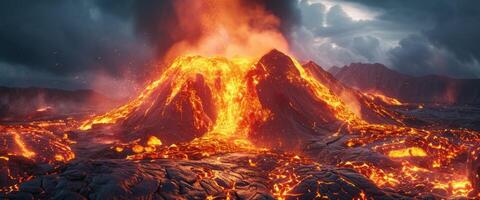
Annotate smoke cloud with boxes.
[1,0,480,97]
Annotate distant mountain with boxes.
[327,66,342,76]
[331,63,480,105]
[0,86,119,120]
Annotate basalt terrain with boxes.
[2,50,480,200]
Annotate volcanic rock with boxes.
[10,153,399,200]
[249,50,406,149]
[120,74,214,144]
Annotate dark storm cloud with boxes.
[291,1,380,68]
[292,0,480,78]
[346,0,480,59]
[256,0,302,34]
[351,36,380,61]
[0,0,152,78]
[388,34,477,78]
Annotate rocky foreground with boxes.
[5,138,398,200]
[3,123,478,200]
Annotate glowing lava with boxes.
[80,56,269,146]
[387,147,427,158]
[363,92,403,106]
[44,51,480,198]
[80,53,361,145]
[0,120,77,193]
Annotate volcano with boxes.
[3,50,480,199]
[80,50,406,150]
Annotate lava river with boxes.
[2,50,480,199]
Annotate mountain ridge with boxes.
[0,86,119,120]
[330,63,480,105]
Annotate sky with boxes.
[1,0,479,98]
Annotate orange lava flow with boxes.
[0,120,77,193]
[290,59,364,125]
[80,55,360,143]
[80,56,270,147]
[387,147,427,158]
[11,132,36,159]
[79,53,480,198]
[0,122,76,163]
[363,92,403,106]
[4,0,478,198]
[342,124,480,197]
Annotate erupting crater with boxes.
[79,50,401,150]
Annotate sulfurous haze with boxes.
[0,0,480,98]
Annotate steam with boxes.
[339,90,363,119]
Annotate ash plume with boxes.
[99,0,301,59]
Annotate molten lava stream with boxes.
[341,124,480,197]
[80,56,273,147]
[76,51,480,199]
[363,92,403,106]
[1,120,77,193]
